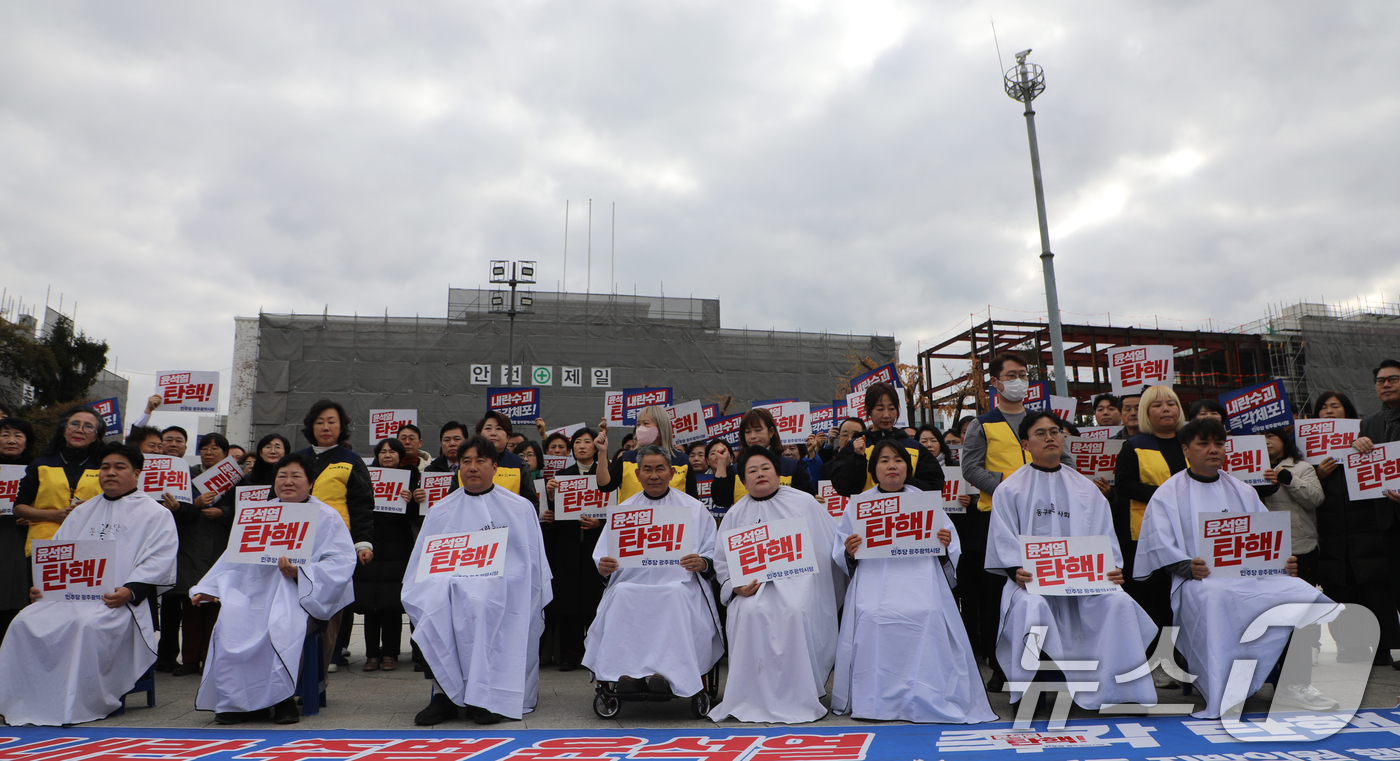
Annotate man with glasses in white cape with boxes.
[985,411,1158,711]
[190,452,356,724]
[0,444,177,727]
[1134,417,1341,717]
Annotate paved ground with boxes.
[65,620,1400,730]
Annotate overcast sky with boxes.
[2,1,1397,410]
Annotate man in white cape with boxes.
[191,452,355,724]
[0,444,177,727]
[404,436,551,725]
[832,440,996,723]
[1134,418,1341,718]
[585,445,723,698]
[710,447,844,724]
[985,411,1157,710]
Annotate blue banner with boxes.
[1221,379,1295,434]
[850,363,901,395]
[702,403,720,421]
[622,388,672,426]
[90,397,122,436]
[707,413,743,447]
[486,387,540,426]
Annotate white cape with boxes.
[985,464,1157,709]
[583,488,723,697]
[402,484,551,720]
[831,486,996,723]
[1134,470,1340,718]
[709,486,844,724]
[0,491,177,726]
[192,498,355,713]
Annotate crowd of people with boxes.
[0,353,1396,728]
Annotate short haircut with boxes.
[1092,393,1121,411]
[865,438,912,478]
[513,439,543,467]
[953,416,975,437]
[988,353,1027,380]
[1177,417,1228,447]
[863,382,900,413]
[373,437,407,464]
[685,440,707,455]
[736,445,781,483]
[1187,399,1226,420]
[198,432,231,454]
[1018,410,1065,441]
[508,431,526,442]
[0,417,36,460]
[1138,385,1184,437]
[438,421,466,441]
[634,444,672,467]
[273,451,312,479]
[1310,390,1358,419]
[101,442,144,471]
[125,425,163,448]
[301,399,351,446]
[914,424,947,452]
[458,435,500,464]
[161,426,188,440]
[397,423,422,438]
[1264,426,1303,462]
[254,433,293,460]
[1120,393,1142,402]
[740,408,781,449]
[569,427,597,449]
[838,416,866,430]
[475,411,513,436]
[1375,359,1400,379]
[544,432,571,453]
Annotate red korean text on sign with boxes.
[201,461,244,497]
[426,534,500,574]
[142,463,187,494]
[0,738,260,761]
[500,738,645,761]
[819,483,848,519]
[1296,420,1356,460]
[629,736,762,761]
[940,478,961,503]
[1203,515,1280,567]
[748,734,874,761]
[1069,440,1114,478]
[556,477,607,516]
[236,738,510,761]
[728,525,804,576]
[370,470,400,503]
[422,473,455,507]
[36,542,107,592]
[1349,447,1400,493]
[160,373,214,404]
[614,508,687,558]
[1225,440,1261,474]
[237,505,311,554]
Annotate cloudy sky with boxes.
[2,1,1397,411]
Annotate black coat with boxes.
[353,468,420,614]
[0,455,32,610]
[542,462,606,617]
[1315,463,1391,587]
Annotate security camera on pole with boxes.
[489,260,536,385]
[1005,49,1068,398]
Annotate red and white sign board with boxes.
[1342,442,1400,501]
[851,490,945,559]
[1022,534,1116,595]
[193,456,245,500]
[156,370,219,413]
[665,400,708,446]
[755,401,811,446]
[1050,395,1078,423]
[1295,419,1360,465]
[139,454,191,503]
[604,392,624,427]
[722,517,819,586]
[554,474,612,521]
[415,528,510,581]
[235,485,271,506]
[817,480,848,522]
[230,502,320,565]
[1198,511,1290,578]
[1107,346,1173,395]
[1223,435,1270,486]
[421,473,456,510]
[940,465,967,513]
[1077,426,1124,440]
[32,540,118,602]
[368,409,417,446]
[368,467,411,514]
[542,455,572,480]
[1067,438,1124,485]
[0,463,24,516]
[607,504,693,568]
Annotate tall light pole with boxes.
[489,260,536,384]
[1005,49,1068,397]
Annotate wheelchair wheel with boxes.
[690,690,711,718]
[593,693,621,719]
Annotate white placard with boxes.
[665,400,708,446]
[368,409,417,446]
[139,454,192,504]
[1295,419,1360,465]
[758,401,812,446]
[1077,426,1124,440]
[415,528,510,581]
[31,539,120,602]
[1067,438,1124,485]
[554,474,612,521]
[368,467,411,514]
[1341,442,1400,501]
[534,478,547,518]
[155,370,220,413]
[721,516,820,587]
[228,502,320,565]
[193,456,245,500]
[607,504,694,568]
[850,490,945,559]
[817,480,847,522]
[1049,395,1078,423]
[1223,435,1270,486]
[1198,511,1291,578]
[1022,534,1118,595]
[421,472,457,510]
[0,463,25,516]
[604,391,625,427]
[940,465,967,513]
[1107,346,1174,395]
[235,484,271,506]
[542,455,572,480]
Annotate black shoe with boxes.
[214,712,246,725]
[415,693,459,726]
[1377,650,1394,667]
[414,661,426,672]
[154,659,178,673]
[615,676,644,694]
[171,663,200,677]
[474,711,505,725]
[558,661,577,672]
[987,673,1006,693]
[645,675,673,695]
[273,697,299,725]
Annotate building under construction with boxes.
[228,288,896,449]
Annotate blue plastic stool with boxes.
[114,665,157,715]
[298,629,328,716]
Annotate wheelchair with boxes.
[592,662,721,719]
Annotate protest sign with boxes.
[846,391,908,429]
[1067,438,1124,485]
[32,540,118,602]
[665,400,708,446]
[1223,435,1270,486]
[1221,380,1294,434]
[1107,346,1173,395]
[607,504,693,568]
[832,398,849,420]
[90,397,121,437]
[156,371,219,413]
[622,388,672,426]
[542,455,572,480]
[1198,511,1290,578]
[139,454,191,503]
[553,475,611,521]
[708,414,743,447]
[851,363,901,394]
[369,467,411,514]
[230,502,320,565]
[368,409,417,446]
[193,456,244,500]
[701,404,720,421]
[695,474,718,516]
[235,484,271,506]
[851,490,945,559]
[415,528,510,581]
[810,404,835,436]
[940,465,967,514]
[1077,426,1123,440]
[1022,535,1117,596]
[0,464,24,516]
[545,422,587,441]
[757,401,811,445]
[1295,418,1360,465]
[487,387,541,426]
[421,472,456,511]
[817,480,848,522]
[604,392,624,427]
[1342,442,1400,500]
[721,517,819,586]
[1050,395,1078,422]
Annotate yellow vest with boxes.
[1130,448,1172,540]
[311,462,354,531]
[619,460,689,503]
[980,420,1028,512]
[454,467,525,495]
[27,465,101,556]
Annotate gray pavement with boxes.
[64,620,1400,730]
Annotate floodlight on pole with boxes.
[1004,49,1068,398]
[487,260,537,383]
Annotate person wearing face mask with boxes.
[832,383,944,497]
[0,417,36,639]
[595,406,690,503]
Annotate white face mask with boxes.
[1000,378,1029,403]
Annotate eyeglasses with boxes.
[1029,428,1065,441]
[65,421,97,433]
[999,372,1030,381]
[1377,375,1400,387]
